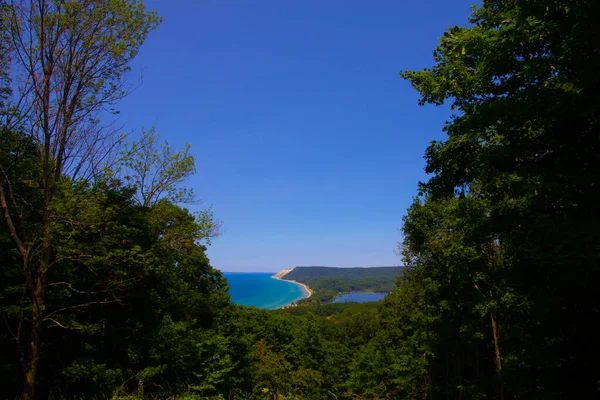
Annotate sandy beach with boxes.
[272,269,313,299]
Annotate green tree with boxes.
[400,196,511,398]
[349,272,434,399]
[7,176,229,398]
[0,1,160,398]
[400,0,600,398]
[251,339,293,400]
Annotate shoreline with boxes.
[271,269,312,305]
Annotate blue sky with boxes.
[118,0,476,272]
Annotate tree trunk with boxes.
[490,310,504,400]
[445,351,449,400]
[425,300,433,400]
[456,341,464,400]
[21,268,45,400]
[21,306,41,399]
[21,224,50,400]
[475,343,479,380]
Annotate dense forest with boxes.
[285,267,402,282]
[1,0,599,399]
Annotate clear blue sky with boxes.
[118,0,476,272]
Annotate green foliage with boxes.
[396,0,600,398]
[1,133,228,398]
[3,0,599,399]
[251,339,293,398]
[1,1,162,398]
[120,127,197,207]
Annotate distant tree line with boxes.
[285,266,403,281]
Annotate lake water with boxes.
[332,292,387,303]
[224,272,309,310]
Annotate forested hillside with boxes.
[284,267,402,304]
[1,0,599,399]
[285,266,403,281]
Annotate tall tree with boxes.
[0,1,159,398]
[400,0,600,397]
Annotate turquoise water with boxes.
[224,272,309,310]
[332,292,387,303]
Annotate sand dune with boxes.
[272,269,292,279]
